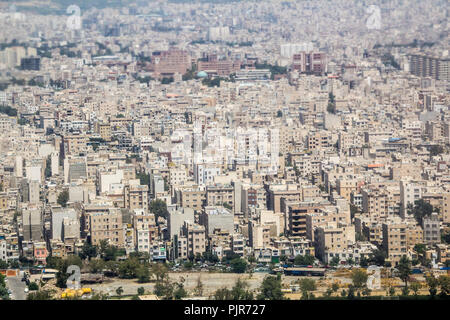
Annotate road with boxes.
[7,276,27,300]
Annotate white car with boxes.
[24,288,29,293]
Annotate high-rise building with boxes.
[409,54,450,82]
[292,51,327,75]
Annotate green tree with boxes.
[151,263,168,282]
[257,275,283,300]
[351,268,368,292]
[429,145,444,157]
[116,286,124,296]
[230,258,247,273]
[193,276,204,296]
[161,77,174,84]
[410,282,421,296]
[103,245,119,261]
[173,277,188,300]
[150,199,169,222]
[407,199,436,226]
[213,287,233,300]
[0,259,8,269]
[88,259,105,273]
[105,260,120,276]
[425,273,439,298]
[369,249,386,266]
[359,256,369,268]
[118,258,140,279]
[27,290,54,300]
[397,255,412,290]
[79,241,98,260]
[298,278,316,300]
[28,282,39,291]
[154,274,173,299]
[438,275,450,295]
[230,278,253,300]
[137,287,145,295]
[57,190,69,207]
[212,279,253,300]
[327,92,336,114]
[331,281,340,294]
[294,254,315,266]
[55,255,82,288]
[329,256,340,267]
[136,265,151,283]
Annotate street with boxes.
[7,276,27,300]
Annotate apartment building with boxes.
[382,221,407,266]
[90,208,124,248]
[124,183,149,211]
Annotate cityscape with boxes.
[0,0,449,303]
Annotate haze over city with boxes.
[0,0,449,303]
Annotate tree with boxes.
[151,263,168,282]
[116,286,124,296]
[230,258,247,273]
[55,255,82,288]
[173,278,188,300]
[105,260,120,276]
[330,256,340,267]
[28,282,39,291]
[57,190,69,207]
[327,92,336,114]
[425,273,439,298]
[137,287,145,295]
[103,245,119,261]
[118,258,140,279]
[397,255,412,290]
[88,259,105,273]
[350,204,360,220]
[154,274,173,299]
[331,281,340,294]
[410,282,421,296]
[360,256,369,268]
[407,199,436,226]
[150,199,169,222]
[351,268,368,292]
[0,259,8,269]
[298,278,316,300]
[346,285,356,299]
[193,276,204,296]
[136,265,151,283]
[369,249,386,266]
[213,279,253,300]
[438,275,450,295]
[79,241,98,260]
[27,290,54,300]
[276,110,283,117]
[429,145,444,157]
[294,254,315,266]
[414,243,426,256]
[230,278,253,300]
[161,77,174,85]
[213,287,233,300]
[257,275,283,300]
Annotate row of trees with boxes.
[213,275,283,300]
[0,273,9,300]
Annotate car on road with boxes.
[24,288,29,293]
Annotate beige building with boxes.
[90,208,124,248]
[382,221,407,266]
[124,184,149,211]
